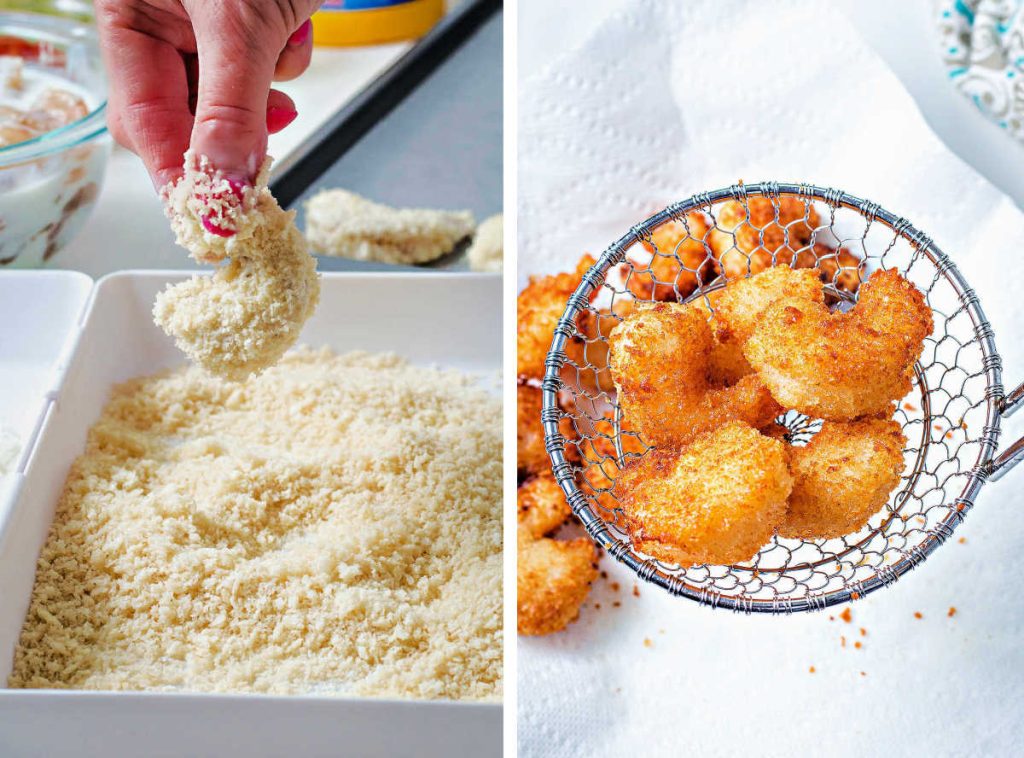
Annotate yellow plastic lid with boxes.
[312,0,445,47]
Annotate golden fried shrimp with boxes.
[779,417,906,539]
[518,471,571,539]
[709,196,820,280]
[517,383,579,476]
[517,255,598,379]
[618,422,793,567]
[517,530,599,635]
[564,298,634,394]
[608,301,782,447]
[796,243,866,296]
[626,213,713,301]
[744,268,933,420]
[708,267,825,385]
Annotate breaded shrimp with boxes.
[780,418,906,539]
[626,213,713,301]
[796,243,866,296]
[518,471,571,538]
[564,299,635,394]
[517,530,599,635]
[618,422,793,567]
[517,383,578,476]
[709,267,824,385]
[517,255,598,379]
[608,301,782,447]
[577,411,647,516]
[709,196,820,280]
[744,269,933,420]
[517,471,598,636]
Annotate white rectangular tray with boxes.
[0,271,502,758]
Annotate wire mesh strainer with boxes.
[541,181,1024,613]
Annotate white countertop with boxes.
[55,42,411,277]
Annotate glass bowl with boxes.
[0,9,109,268]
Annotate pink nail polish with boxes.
[198,179,247,237]
[288,19,312,47]
[266,106,298,133]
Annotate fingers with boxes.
[95,20,193,189]
[274,19,313,82]
[187,6,284,182]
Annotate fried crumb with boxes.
[958,537,966,544]
[594,603,601,610]
[914,611,923,619]
[632,584,640,598]
[809,666,816,674]
[643,638,653,649]
[859,628,867,637]
[839,608,852,623]
[828,615,835,621]
[851,592,861,600]
[612,601,621,608]
[854,641,862,650]
[948,607,957,618]
[841,636,847,648]
[860,671,866,677]
[600,571,608,580]
[903,403,916,411]
[610,582,620,593]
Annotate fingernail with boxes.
[199,178,247,237]
[288,19,312,47]
[266,106,298,133]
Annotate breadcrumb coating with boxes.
[154,152,320,381]
[626,213,713,301]
[517,255,597,379]
[564,298,635,394]
[518,471,571,540]
[467,213,503,272]
[709,197,820,280]
[608,301,781,447]
[9,349,501,698]
[517,530,598,636]
[780,418,906,540]
[304,189,474,264]
[744,268,933,420]
[709,267,824,383]
[618,422,792,567]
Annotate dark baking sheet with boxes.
[271,0,502,272]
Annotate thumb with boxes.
[188,7,284,182]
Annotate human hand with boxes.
[95,0,321,189]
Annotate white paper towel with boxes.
[518,1,1024,756]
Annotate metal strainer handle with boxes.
[987,386,1024,480]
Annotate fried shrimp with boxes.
[626,213,713,301]
[517,383,579,476]
[518,471,571,539]
[744,268,933,420]
[618,422,793,567]
[709,267,824,385]
[517,255,598,379]
[564,299,635,394]
[517,532,599,636]
[608,301,782,447]
[517,474,599,636]
[780,418,906,539]
[709,196,820,280]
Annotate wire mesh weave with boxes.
[541,182,1006,613]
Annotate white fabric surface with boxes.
[517,1,1024,756]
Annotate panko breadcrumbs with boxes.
[9,348,502,700]
[153,152,320,381]
[304,188,474,264]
